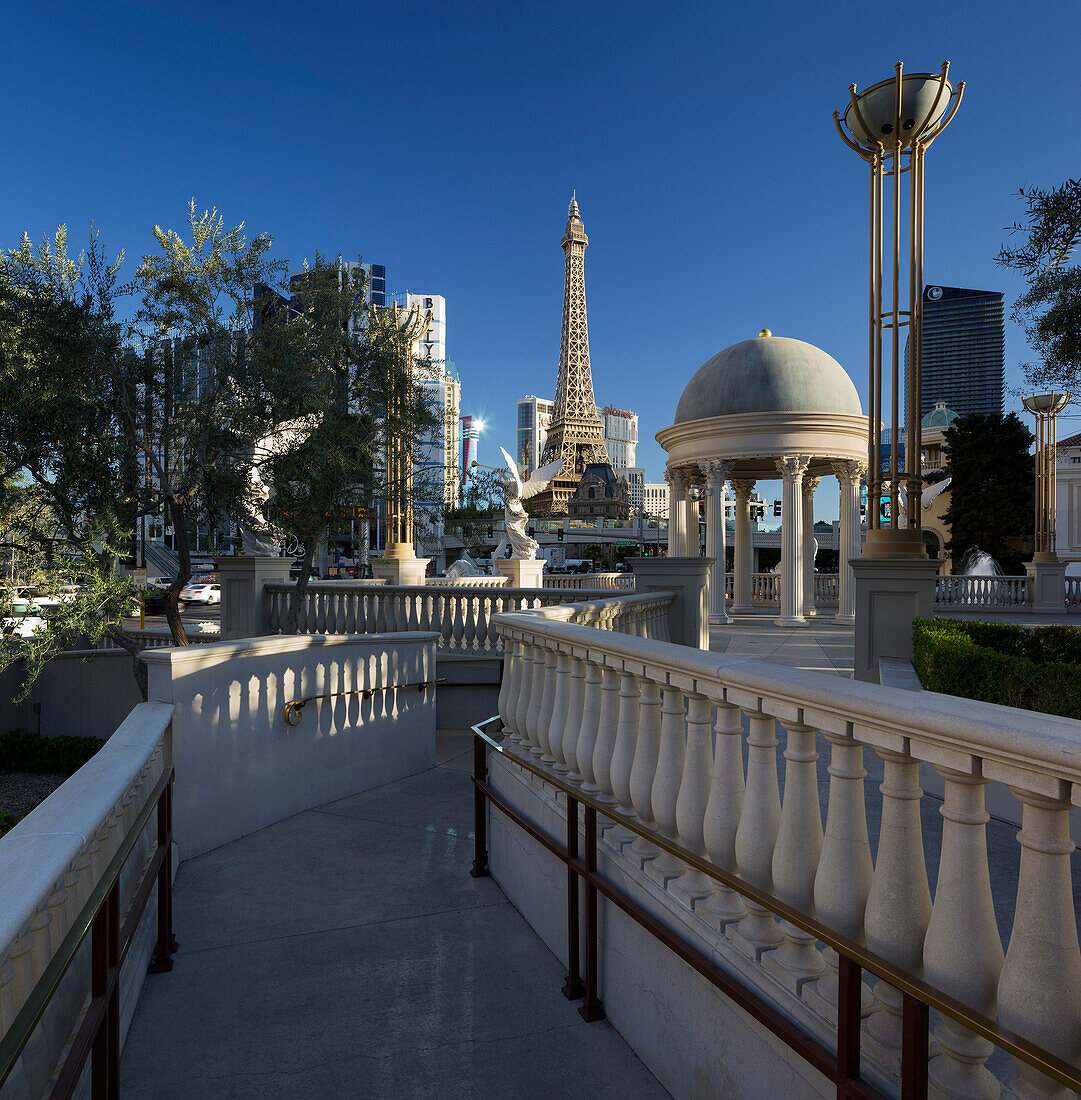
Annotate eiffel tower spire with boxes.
[533,195,611,515]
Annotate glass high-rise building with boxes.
[905,285,1005,421]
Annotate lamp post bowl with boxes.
[843,73,953,150]
[1023,392,1072,416]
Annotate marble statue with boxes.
[237,415,321,555]
[492,446,562,561]
[446,552,485,579]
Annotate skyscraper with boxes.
[532,196,612,514]
[907,285,1005,420]
[516,396,555,475]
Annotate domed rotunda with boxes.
[656,330,868,627]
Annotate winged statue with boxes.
[492,446,562,561]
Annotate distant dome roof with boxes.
[922,401,959,430]
[673,334,861,424]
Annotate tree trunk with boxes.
[107,629,149,702]
[164,497,191,646]
[285,542,316,635]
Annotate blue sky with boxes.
[3,0,1079,519]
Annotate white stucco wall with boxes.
[145,633,438,858]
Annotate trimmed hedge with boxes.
[913,618,1081,719]
[0,730,105,775]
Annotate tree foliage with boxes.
[0,227,143,697]
[941,412,1034,573]
[996,179,1081,390]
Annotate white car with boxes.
[179,582,221,605]
[1,614,48,639]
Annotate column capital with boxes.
[775,455,811,481]
[803,475,821,495]
[700,458,730,488]
[731,478,755,501]
[832,459,867,486]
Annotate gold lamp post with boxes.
[1023,392,1071,561]
[370,299,433,585]
[835,62,964,558]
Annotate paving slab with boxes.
[120,742,668,1099]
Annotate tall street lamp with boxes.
[834,61,964,679]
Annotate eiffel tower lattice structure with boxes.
[532,195,612,515]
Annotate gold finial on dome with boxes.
[758,328,772,338]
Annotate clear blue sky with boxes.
[4,0,1079,519]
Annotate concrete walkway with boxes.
[710,610,855,677]
[120,732,668,1099]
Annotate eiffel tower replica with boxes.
[532,195,612,515]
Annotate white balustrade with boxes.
[767,722,824,990]
[934,574,1031,608]
[548,654,572,771]
[487,604,1081,1096]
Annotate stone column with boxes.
[730,479,755,614]
[801,475,820,619]
[775,456,810,627]
[683,479,701,556]
[832,461,865,626]
[666,469,683,557]
[702,460,731,625]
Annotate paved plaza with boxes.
[120,732,667,1099]
[710,610,855,677]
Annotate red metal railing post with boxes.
[151,781,178,972]
[901,993,929,1100]
[578,805,605,1022]
[470,735,490,877]
[562,796,585,1000]
[836,954,863,1097]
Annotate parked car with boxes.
[179,582,221,605]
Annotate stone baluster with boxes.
[547,654,572,771]
[628,679,663,868]
[590,667,621,801]
[0,953,32,1100]
[512,642,536,747]
[646,685,687,887]
[765,721,824,992]
[498,640,520,737]
[997,788,1081,1099]
[671,693,716,908]
[922,768,1004,1099]
[863,748,933,1067]
[534,649,559,762]
[560,658,587,782]
[576,662,604,791]
[730,712,784,958]
[609,670,642,823]
[523,644,549,752]
[806,730,874,1020]
[700,700,746,927]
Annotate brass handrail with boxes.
[283,678,445,726]
[0,767,174,1086]
[472,715,1081,1092]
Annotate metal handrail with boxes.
[0,767,176,1091]
[283,678,445,726]
[471,715,1081,1092]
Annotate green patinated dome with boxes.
[921,401,959,430]
[673,333,862,424]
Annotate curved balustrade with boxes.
[542,573,634,591]
[492,607,1081,1096]
[264,583,669,652]
[934,574,1030,608]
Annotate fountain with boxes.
[959,546,1003,577]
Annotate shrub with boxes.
[0,730,105,775]
[913,618,1081,719]
[0,811,17,838]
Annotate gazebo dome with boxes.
[673,333,861,424]
[922,401,959,430]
